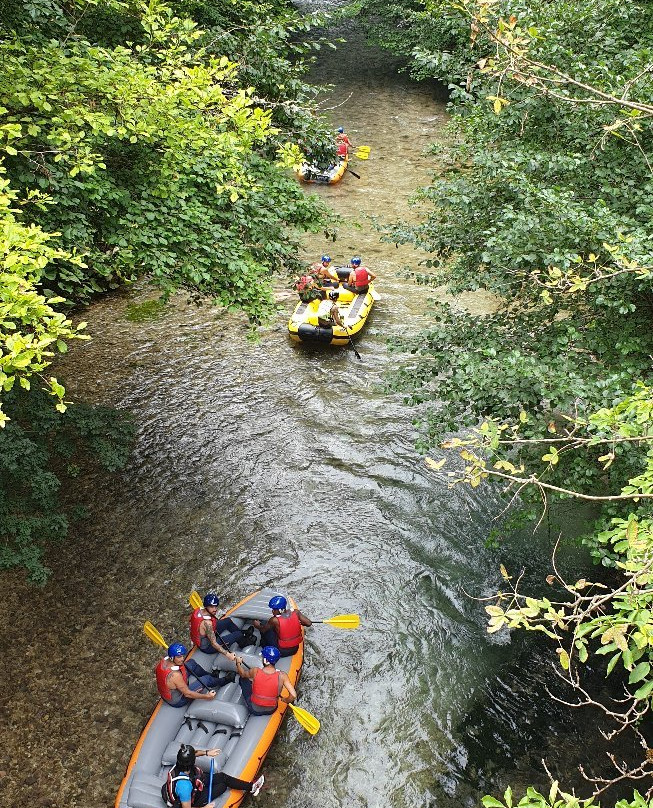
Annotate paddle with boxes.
[312,614,360,629]
[208,758,214,802]
[144,620,168,650]
[189,590,202,610]
[343,323,361,360]
[347,167,361,179]
[287,702,320,735]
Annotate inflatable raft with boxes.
[115,589,303,808]
[288,267,377,346]
[295,155,348,184]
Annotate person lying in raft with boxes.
[310,255,339,287]
[252,595,312,657]
[235,645,297,716]
[344,256,376,294]
[317,290,345,329]
[156,642,234,708]
[162,743,265,808]
[190,592,255,656]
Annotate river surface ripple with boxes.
[0,12,607,808]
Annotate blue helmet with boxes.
[350,256,361,267]
[203,593,219,608]
[262,646,281,665]
[321,255,332,264]
[168,643,187,658]
[268,595,287,611]
[336,126,344,134]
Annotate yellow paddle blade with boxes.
[189,590,202,610]
[144,620,168,649]
[288,703,320,735]
[355,150,369,160]
[356,145,371,153]
[321,614,360,630]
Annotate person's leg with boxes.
[221,773,255,792]
[260,628,277,647]
[185,659,231,690]
[215,617,245,647]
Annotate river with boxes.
[0,8,618,808]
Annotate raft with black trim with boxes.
[288,267,377,346]
[295,155,348,184]
[115,588,304,808]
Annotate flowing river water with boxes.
[0,10,619,808]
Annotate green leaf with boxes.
[628,662,651,684]
[633,679,653,700]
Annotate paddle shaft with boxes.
[343,324,361,360]
[347,167,361,179]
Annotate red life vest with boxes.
[276,611,302,649]
[353,267,370,287]
[162,765,204,808]
[251,667,281,708]
[336,142,348,157]
[155,657,188,701]
[189,608,216,647]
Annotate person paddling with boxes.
[161,743,264,807]
[236,646,297,715]
[189,592,254,656]
[310,255,339,287]
[253,595,312,657]
[317,290,345,329]
[345,256,376,294]
[155,643,233,708]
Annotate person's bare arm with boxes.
[171,670,215,700]
[295,609,313,627]
[279,673,297,703]
[235,657,256,680]
[204,621,235,659]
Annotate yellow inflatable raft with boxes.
[295,155,348,185]
[288,273,377,346]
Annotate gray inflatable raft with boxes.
[115,589,304,808]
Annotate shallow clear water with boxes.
[0,11,619,808]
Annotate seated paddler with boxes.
[155,642,234,708]
[162,743,265,808]
[190,592,255,655]
[316,290,344,329]
[235,645,297,716]
[253,595,312,657]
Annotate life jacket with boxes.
[336,142,348,157]
[155,657,188,702]
[276,610,303,649]
[162,765,204,808]
[251,667,281,708]
[353,267,370,288]
[189,608,216,647]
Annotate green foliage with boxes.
[0,386,133,583]
[0,0,335,577]
[482,785,653,808]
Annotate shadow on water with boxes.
[0,8,641,808]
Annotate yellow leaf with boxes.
[493,98,502,115]
[425,457,446,471]
[499,564,512,580]
[556,648,570,670]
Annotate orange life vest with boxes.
[251,667,281,708]
[155,657,188,701]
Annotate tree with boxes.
[349,0,653,801]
